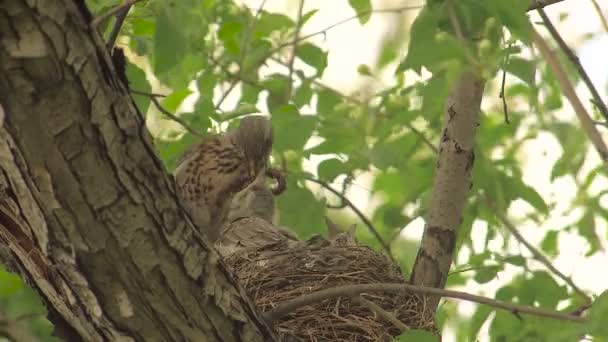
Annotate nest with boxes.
[224,236,436,341]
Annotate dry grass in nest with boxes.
[224,238,436,341]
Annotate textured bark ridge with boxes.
[0,1,272,341]
[410,71,484,309]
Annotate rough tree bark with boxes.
[0,0,273,341]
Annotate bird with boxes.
[216,171,298,257]
[173,115,273,242]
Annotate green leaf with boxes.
[348,0,372,25]
[154,9,188,74]
[357,64,373,76]
[577,211,600,256]
[297,43,328,76]
[156,133,199,172]
[126,62,151,115]
[277,177,325,238]
[254,12,294,38]
[504,255,526,267]
[301,9,319,26]
[468,306,492,340]
[317,158,348,182]
[131,18,155,36]
[514,179,548,214]
[479,0,531,41]
[294,81,313,108]
[271,105,317,152]
[506,57,536,85]
[540,230,559,256]
[473,266,500,284]
[395,329,438,342]
[588,290,608,338]
[0,267,60,342]
[218,21,243,55]
[161,89,192,112]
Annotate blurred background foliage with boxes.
[2,0,608,341]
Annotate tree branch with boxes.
[537,8,608,123]
[90,0,142,27]
[304,177,395,262]
[285,0,306,99]
[263,283,587,324]
[131,90,205,137]
[482,195,592,303]
[530,24,608,165]
[106,0,134,49]
[527,0,567,11]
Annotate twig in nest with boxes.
[354,296,409,333]
[266,167,287,195]
[262,283,588,324]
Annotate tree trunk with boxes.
[0,1,273,341]
[410,70,484,310]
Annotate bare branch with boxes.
[91,0,142,28]
[285,0,306,100]
[304,176,395,263]
[537,8,608,123]
[106,1,133,49]
[590,0,608,33]
[527,0,567,11]
[482,195,592,303]
[531,24,608,165]
[131,91,205,137]
[263,282,588,324]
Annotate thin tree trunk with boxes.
[0,1,272,341]
[410,70,484,310]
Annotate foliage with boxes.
[75,0,608,340]
[0,266,59,342]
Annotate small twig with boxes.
[215,0,268,110]
[537,8,608,123]
[354,296,409,332]
[527,0,567,11]
[590,0,608,32]
[325,175,352,209]
[285,0,306,99]
[304,177,395,262]
[404,122,438,153]
[129,89,167,98]
[594,120,608,128]
[500,46,511,124]
[106,0,133,49]
[132,91,204,137]
[482,194,592,303]
[91,0,142,27]
[263,282,588,324]
[531,24,608,165]
[446,0,479,69]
